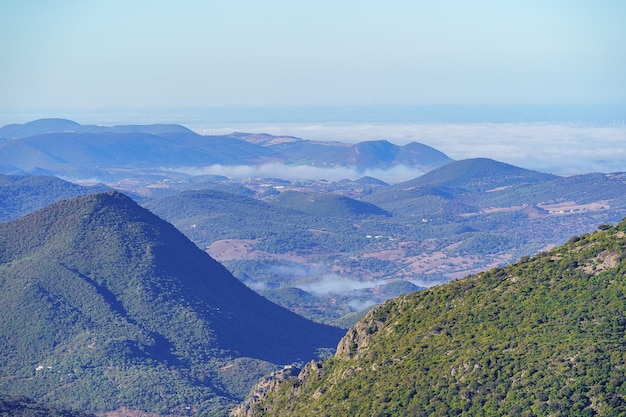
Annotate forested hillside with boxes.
[236,220,626,416]
[0,191,343,416]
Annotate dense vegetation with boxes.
[0,396,95,417]
[0,191,343,415]
[240,220,626,416]
[0,174,108,222]
[272,190,391,217]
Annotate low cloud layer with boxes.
[199,122,626,176]
[296,274,387,296]
[173,162,424,183]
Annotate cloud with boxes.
[296,274,386,295]
[245,280,269,292]
[409,278,449,288]
[171,162,424,183]
[197,122,626,176]
[348,298,378,311]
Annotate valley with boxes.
[2,118,626,415]
[236,218,626,416]
[3,120,626,328]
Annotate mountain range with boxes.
[0,191,343,415]
[3,118,626,415]
[0,119,452,179]
[2,119,626,322]
[141,159,626,325]
[235,219,626,416]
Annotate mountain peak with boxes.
[0,118,81,138]
[404,157,558,192]
[0,191,344,414]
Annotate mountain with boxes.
[0,191,344,415]
[364,160,626,222]
[0,120,453,181]
[0,118,196,139]
[363,158,561,215]
[232,132,453,172]
[271,190,391,217]
[0,174,109,222]
[371,157,558,198]
[322,140,452,171]
[406,157,557,191]
[0,130,271,177]
[0,118,82,138]
[236,220,626,416]
[142,188,307,249]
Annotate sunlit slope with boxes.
[242,220,626,416]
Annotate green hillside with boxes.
[0,191,343,416]
[403,158,557,192]
[0,396,95,417]
[272,190,390,217]
[238,220,626,416]
[0,174,109,222]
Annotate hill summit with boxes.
[0,191,344,415]
[237,219,626,416]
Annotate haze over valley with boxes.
[2,0,625,415]
[1,116,626,415]
[2,118,626,327]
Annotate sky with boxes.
[0,1,625,176]
[1,0,625,111]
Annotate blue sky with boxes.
[1,0,625,111]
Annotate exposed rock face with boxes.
[231,312,386,416]
[230,365,305,417]
[335,313,384,360]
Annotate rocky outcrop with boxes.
[336,311,384,360]
[230,365,304,417]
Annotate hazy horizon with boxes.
[1,106,624,179]
[2,1,625,178]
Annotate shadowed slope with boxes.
[0,191,344,414]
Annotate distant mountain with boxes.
[324,140,452,171]
[481,172,626,208]
[272,190,391,217]
[0,191,344,415]
[0,174,109,222]
[397,157,557,192]
[237,220,626,416]
[0,118,196,139]
[0,130,271,177]
[0,118,82,138]
[352,176,389,187]
[232,132,453,172]
[364,158,560,215]
[0,120,453,181]
[364,160,626,221]
[143,188,306,248]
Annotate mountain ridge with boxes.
[0,119,453,179]
[0,191,344,415]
